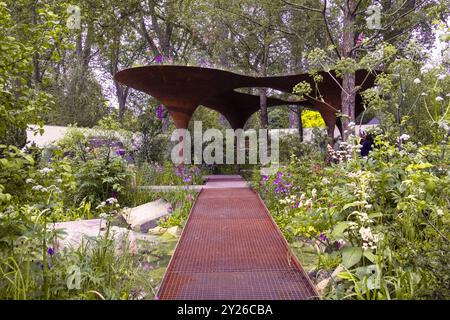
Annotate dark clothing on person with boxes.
[360,137,373,156]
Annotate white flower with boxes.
[96,201,106,210]
[305,199,312,208]
[436,96,444,102]
[399,134,410,141]
[437,74,446,80]
[348,122,356,128]
[359,226,373,242]
[321,177,330,185]
[311,188,317,198]
[413,78,421,84]
[105,197,118,204]
[25,178,34,184]
[437,209,443,217]
[39,167,53,175]
[438,120,449,131]
[446,93,450,97]
[357,212,370,222]
[421,92,427,96]
[56,178,63,183]
[348,221,358,230]
[99,213,108,219]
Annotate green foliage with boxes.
[255,135,450,299]
[47,66,108,127]
[0,2,53,143]
[53,127,131,207]
[135,106,168,164]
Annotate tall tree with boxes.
[281,0,446,141]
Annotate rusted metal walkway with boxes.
[157,175,318,300]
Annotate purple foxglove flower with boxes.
[115,149,126,156]
[155,55,163,64]
[156,105,165,120]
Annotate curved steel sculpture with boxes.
[114,65,376,138]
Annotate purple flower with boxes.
[261,175,268,181]
[115,149,126,156]
[276,171,283,179]
[47,247,54,256]
[155,55,164,64]
[176,165,183,177]
[156,105,165,120]
[335,240,345,249]
[319,233,328,242]
[110,191,118,199]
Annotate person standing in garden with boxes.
[360,133,374,157]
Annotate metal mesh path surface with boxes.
[157,176,319,300]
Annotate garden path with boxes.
[157,175,318,300]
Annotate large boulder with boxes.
[50,219,159,254]
[121,199,172,232]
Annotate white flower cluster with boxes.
[39,167,53,175]
[356,211,374,224]
[279,193,313,209]
[359,226,379,250]
[30,184,61,194]
[105,197,118,204]
[32,185,48,192]
[327,142,356,163]
[399,134,410,141]
[96,197,120,210]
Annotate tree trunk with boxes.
[115,82,128,123]
[259,39,269,129]
[259,88,269,128]
[341,0,357,141]
[297,107,303,142]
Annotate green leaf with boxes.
[363,250,376,263]
[343,201,367,210]
[337,271,354,280]
[341,247,363,268]
[331,221,349,237]
[368,212,382,218]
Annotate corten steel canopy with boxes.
[114,65,376,137]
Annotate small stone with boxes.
[148,226,167,235]
[166,226,181,237]
[121,199,172,232]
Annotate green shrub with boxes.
[255,135,450,299]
